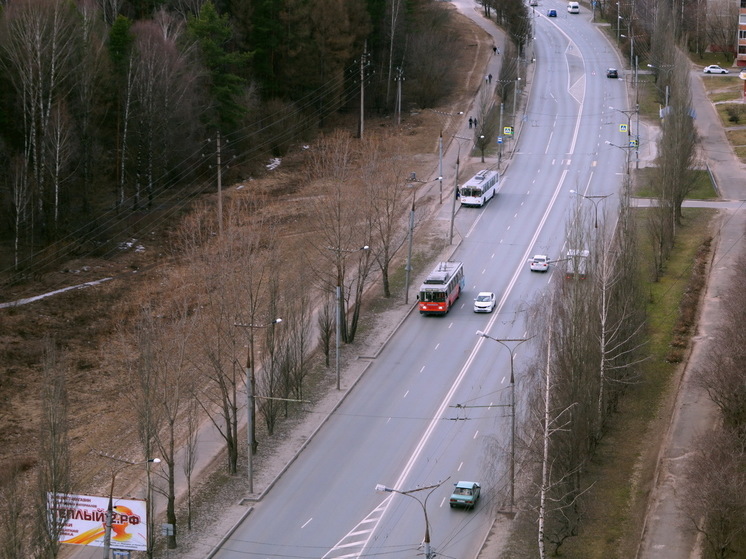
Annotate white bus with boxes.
[460,169,500,207]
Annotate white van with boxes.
[567,1,580,13]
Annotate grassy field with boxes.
[632,168,718,199]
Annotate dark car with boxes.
[547,8,557,16]
[606,68,618,79]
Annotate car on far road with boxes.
[547,8,557,16]
[473,292,496,313]
[529,255,550,272]
[450,481,481,509]
[606,68,618,79]
[703,65,729,74]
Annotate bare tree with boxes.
[590,188,647,434]
[34,338,72,559]
[144,298,196,551]
[284,291,313,403]
[10,156,31,270]
[45,102,76,232]
[317,291,335,367]
[182,394,200,531]
[473,87,498,163]
[704,1,738,62]
[0,464,28,559]
[307,131,375,344]
[655,48,699,225]
[361,133,410,298]
[693,250,746,438]
[681,431,746,559]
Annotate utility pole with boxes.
[216,131,222,236]
[498,102,504,167]
[395,66,403,126]
[359,42,368,139]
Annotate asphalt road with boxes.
[210,2,637,558]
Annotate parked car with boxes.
[606,68,618,79]
[529,255,550,272]
[703,65,729,74]
[547,8,557,16]
[473,292,496,313]
[450,481,481,509]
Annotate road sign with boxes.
[503,126,513,136]
[629,138,639,147]
[497,136,503,144]
[619,124,628,133]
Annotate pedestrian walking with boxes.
[473,117,478,127]
[468,117,473,129]
[493,46,497,55]
[485,75,489,84]
[488,73,492,84]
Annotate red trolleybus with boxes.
[418,261,465,315]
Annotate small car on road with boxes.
[606,68,618,79]
[473,292,496,313]
[547,8,557,16]
[450,481,481,509]
[529,255,550,272]
[703,65,729,74]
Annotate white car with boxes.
[529,255,550,272]
[703,65,729,74]
[473,292,496,313]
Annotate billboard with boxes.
[48,492,148,551]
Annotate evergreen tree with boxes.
[187,2,253,131]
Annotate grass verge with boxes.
[502,208,716,558]
[567,208,714,559]
[632,168,717,199]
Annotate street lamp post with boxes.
[101,457,160,559]
[475,331,530,512]
[375,481,445,559]
[605,140,633,175]
[569,190,612,228]
[235,318,282,493]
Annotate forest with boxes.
[0,0,481,277]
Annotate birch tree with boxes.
[0,0,78,241]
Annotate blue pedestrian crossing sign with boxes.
[629,138,639,147]
[619,124,628,133]
[504,126,514,136]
